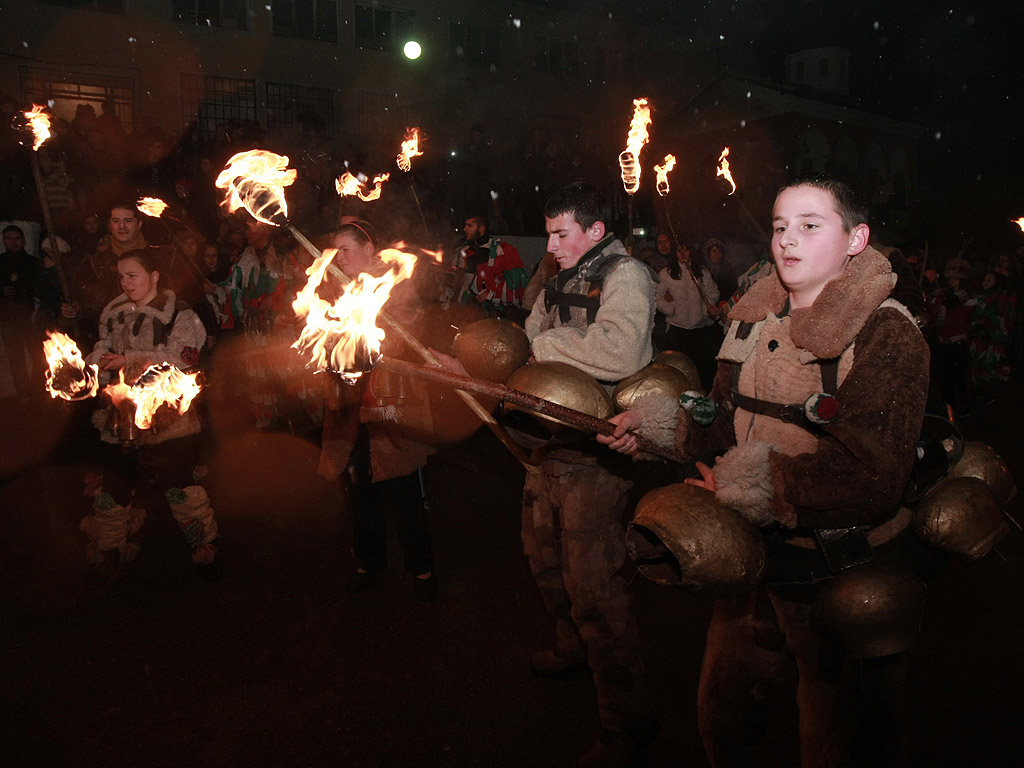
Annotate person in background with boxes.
[703,237,740,303]
[927,258,974,416]
[653,237,722,389]
[455,214,528,322]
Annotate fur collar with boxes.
[101,289,178,324]
[728,246,896,359]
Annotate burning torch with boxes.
[215,149,537,469]
[654,155,719,321]
[716,146,768,242]
[20,105,72,303]
[618,98,652,253]
[396,127,429,235]
[43,330,99,401]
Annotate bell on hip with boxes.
[626,483,765,594]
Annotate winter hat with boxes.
[40,235,71,254]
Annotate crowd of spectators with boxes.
[3,96,1023,426]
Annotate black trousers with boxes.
[348,425,433,576]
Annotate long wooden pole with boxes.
[29,154,70,299]
[379,356,689,465]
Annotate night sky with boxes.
[614,0,1023,248]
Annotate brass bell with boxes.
[812,563,927,658]
[947,441,1017,508]
[652,349,703,393]
[504,361,614,439]
[912,476,1009,560]
[613,363,693,412]
[452,317,531,384]
[626,483,765,594]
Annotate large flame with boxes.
[129,363,202,429]
[24,104,52,151]
[717,146,737,195]
[215,150,297,225]
[103,369,134,409]
[1013,217,1024,233]
[397,127,423,172]
[335,171,390,202]
[102,364,202,430]
[43,331,99,400]
[291,247,418,376]
[618,98,652,195]
[654,154,677,197]
[136,196,169,217]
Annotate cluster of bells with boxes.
[358,317,1016,660]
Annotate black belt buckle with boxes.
[814,527,874,574]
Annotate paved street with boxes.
[2,381,1023,767]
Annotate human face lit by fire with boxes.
[463,218,484,243]
[771,185,868,309]
[655,233,672,256]
[117,256,160,306]
[545,212,605,271]
[333,231,375,280]
[109,207,141,247]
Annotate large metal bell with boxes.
[626,483,765,594]
[652,350,703,393]
[947,441,1017,508]
[912,475,1009,560]
[452,317,531,384]
[812,563,927,658]
[504,361,614,439]
[613,363,692,412]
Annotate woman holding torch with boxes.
[82,247,222,581]
[316,221,437,602]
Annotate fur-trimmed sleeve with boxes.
[628,392,681,455]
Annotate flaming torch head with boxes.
[716,146,737,195]
[130,363,203,430]
[619,98,652,195]
[654,154,677,197]
[291,246,418,379]
[215,150,297,226]
[335,172,390,202]
[136,197,169,218]
[1013,217,1024,233]
[24,104,52,151]
[43,331,99,401]
[100,364,202,438]
[397,127,423,172]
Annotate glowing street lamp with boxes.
[403,40,422,60]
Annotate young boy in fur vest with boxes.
[601,177,930,767]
